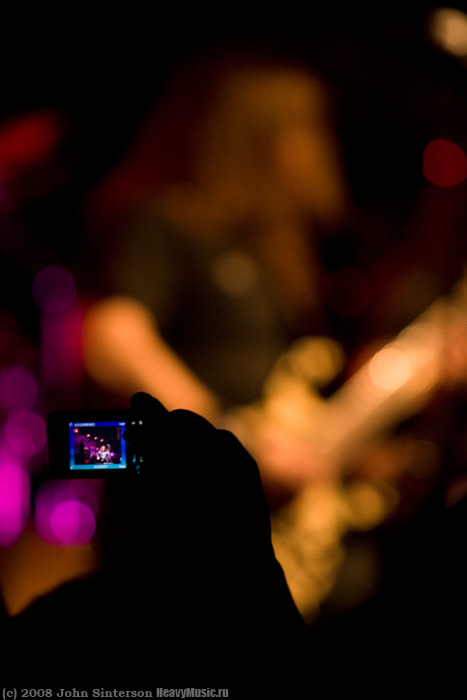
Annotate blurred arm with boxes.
[83,295,338,491]
[82,294,221,419]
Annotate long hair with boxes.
[86,46,346,235]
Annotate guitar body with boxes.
[239,276,467,619]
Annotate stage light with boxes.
[0,110,65,180]
[423,139,467,187]
[32,265,77,314]
[0,365,38,413]
[35,480,100,547]
[428,7,467,57]
[0,457,30,547]
[4,410,47,458]
[49,499,96,547]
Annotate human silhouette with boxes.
[4,392,467,693]
[6,392,309,692]
[82,46,351,496]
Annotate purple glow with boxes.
[50,500,96,546]
[4,411,47,458]
[0,458,30,547]
[39,303,85,387]
[35,480,100,547]
[32,266,77,314]
[0,366,38,412]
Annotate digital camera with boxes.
[47,409,143,479]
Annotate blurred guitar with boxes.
[232,274,467,620]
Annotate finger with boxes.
[130,392,169,418]
[169,407,217,435]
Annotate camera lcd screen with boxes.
[69,420,128,472]
[48,409,138,479]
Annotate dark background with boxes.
[3,4,467,265]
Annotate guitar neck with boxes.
[315,279,467,465]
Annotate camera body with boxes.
[47,409,142,479]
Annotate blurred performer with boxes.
[83,48,352,493]
[82,45,467,620]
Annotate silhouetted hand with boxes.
[9,393,308,691]
[121,392,274,565]
[113,394,305,631]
